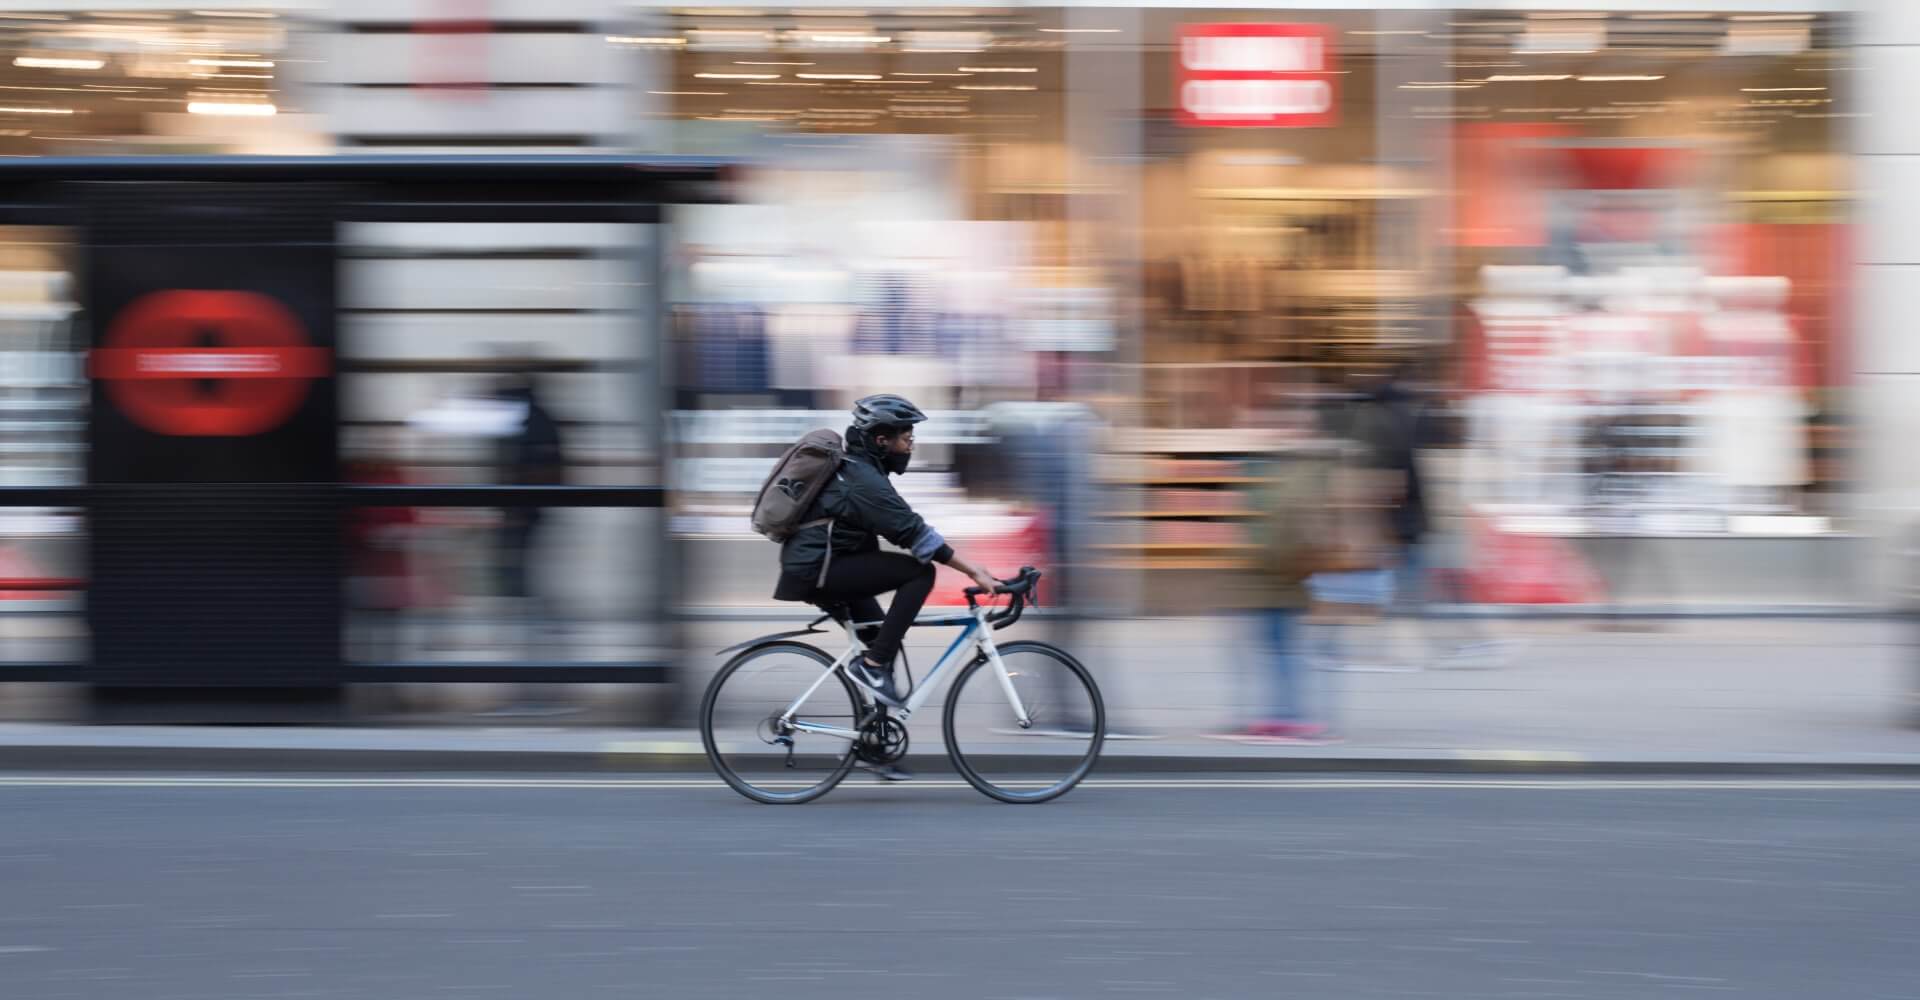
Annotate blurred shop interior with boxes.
[641,7,1854,610]
[0,5,1863,623]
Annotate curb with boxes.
[681,606,1890,622]
[5,744,1920,777]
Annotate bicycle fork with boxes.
[981,640,1035,729]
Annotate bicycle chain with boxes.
[856,715,910,765]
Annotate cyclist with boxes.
[774,394,1000,717]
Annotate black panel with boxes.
[82,182,341,686]
[83,181,337,479]
[87,484,342,686]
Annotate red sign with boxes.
[91,290,330,437]
[1176,23,1337,128]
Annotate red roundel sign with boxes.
[91,290,330,437]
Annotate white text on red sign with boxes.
[1180,34,1325,74]
[136,352,282,375]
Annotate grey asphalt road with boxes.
[3,773,1919,1000]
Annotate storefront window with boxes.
[1440,10,1850,537]
[644,8,1087,608]
[622,5,1855,611]
[0,10,316,155]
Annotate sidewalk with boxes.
[0,616,1916,773]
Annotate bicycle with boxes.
[699,566,1105,804]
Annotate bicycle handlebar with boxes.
[964,565,1042,629]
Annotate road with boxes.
[3,773,1919,999]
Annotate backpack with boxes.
[750,429,844,542]
[1252,449,1338,583]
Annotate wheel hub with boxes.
[756,715,793,745]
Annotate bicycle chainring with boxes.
[856,715,910,765]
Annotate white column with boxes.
[1371,7,1451,344]
[1857,0,1920,598]
[1064,6,1144,619]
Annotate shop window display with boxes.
[636,6,1854,610]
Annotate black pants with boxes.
[812,551,935,665]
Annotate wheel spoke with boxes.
[944,641,1104,804]
[702,643,860,804]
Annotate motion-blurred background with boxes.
[0,1,1908,736]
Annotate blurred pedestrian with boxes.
[1336,366,1511,668]
[1231,377,1341,740]
[483,366,574,716]
[983,397,1132,736]
[493,369,563,628]
[1304,434,1399,682]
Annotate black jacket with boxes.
[1331,386,1428,545]
[495,386,564,530]
[772,447,951,601]
[495,387,564,487]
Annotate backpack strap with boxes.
[814,517,836,588]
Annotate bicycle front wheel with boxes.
[701,641,863,804]
[943,640,1104,804]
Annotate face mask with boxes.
[884,449,911,475]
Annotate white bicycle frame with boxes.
[777,604,1031,743]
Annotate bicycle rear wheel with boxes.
[701,641,863,804]
[943,640,1104,803]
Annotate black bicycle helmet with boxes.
[850,394,928,433]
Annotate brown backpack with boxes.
[750,429,844,542]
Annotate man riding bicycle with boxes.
[773,395,1000,716]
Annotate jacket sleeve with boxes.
[846,471,952,563]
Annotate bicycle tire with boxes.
[942,640,1105,804]
[701,641,862,805]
